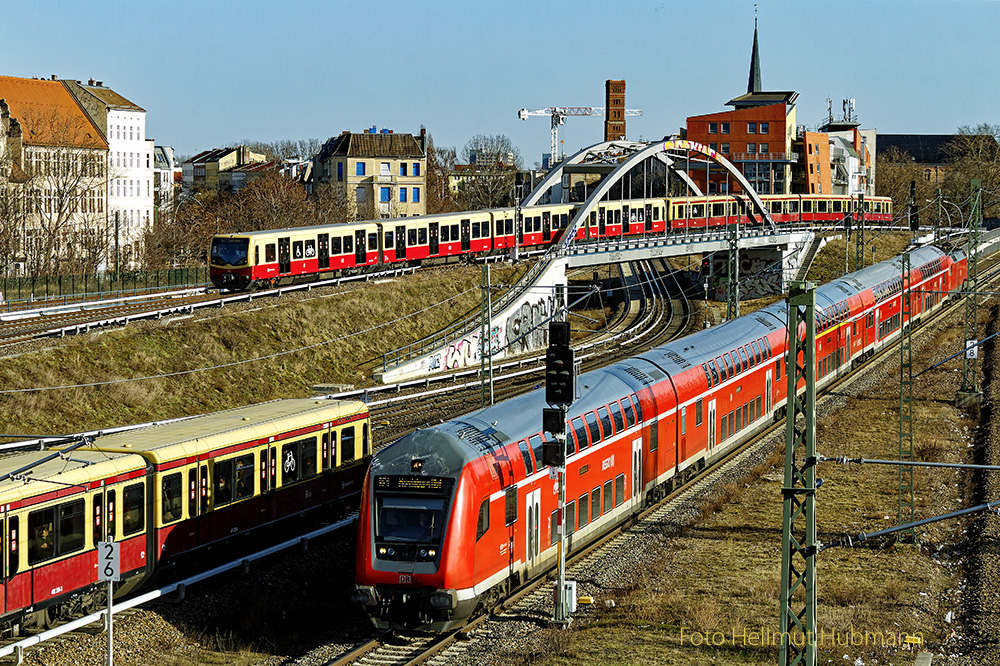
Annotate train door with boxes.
[542,212,551,242]
[525,489,540,571]
[632,437,642,509]
[0,515,9,614]
[461,219,471,252]
[766,370,773,414]
[355,230,367,265]
[317,234,330,270]
[708,399,717,450]
[517,213,524,245]
[395,225,406,261]
[646,204,654,232]
[278,237,291,274]
[429,222,440,255]
[621,206,628,236]
[598,209,606,236]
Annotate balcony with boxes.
[376,174,396,184]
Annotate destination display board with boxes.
[375,475,452,495]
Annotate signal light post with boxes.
[545,321,575,626]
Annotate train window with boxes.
[504,487,518,526]
[93,494,103,545]
[720,413,728,440]
[9,516,18,576]
[476,499,490,541]
[572,417,589,451]
[265,244,276,262]
[28,508,55,564]
[817,201,828,213]
[518,440,534,476]
[561,214,568,228]
[715,357,727,382]
[585,412,601,444]
[566,428,576,456]
[578,494,589,527]
[529,435,545,470]
[331,237,342,254]
[254,245,259,266]
[343,235,353,253]
[702,363,712,387]
[696,398,703,426]
[122,483,144,536]
[622,401,636,428]
[283,437,318,485]
[189,469,198,518]
[708,361,720,386]
[770,200,782,214]
[723,353,735,377]
[762,337,772,358]
[712,202,725,217]
[603,481,613,515]
[566,500,576,535]
[305,239,315,258]
[368,233,378,249]
[833,200,843,213]
[419,228,427,244]
[610,403,625,432]
[363,423,370,457]
[591,488,601,521]
[505,219,514,234]
[680,406,687,435]
[162,473,183,523]
[653,206,660,221]
[215,458,235,506]
[341,427,356,464]
[736,406,743,431]
[615,474,625,507]
[472,221,480,238]
[408,229,417,245]
[752,341,762,365]
[744,345,754,367]
[737,347,749,372]
[236,455,255,499]
[803,200,813,213]
[691,204,705,218]
[384,232,393,248]
[631,395,643,422]
[597,408,613,437]
[788,200,798,214]
[450,224,459,239]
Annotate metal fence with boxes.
[0,267,210,310]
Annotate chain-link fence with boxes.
[0,267,210,310]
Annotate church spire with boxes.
[747,6,761,94]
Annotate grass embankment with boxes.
[0,264,525,437]
[507,234,973,665]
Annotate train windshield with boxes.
[375,496,446,542]
[211,238,249,267]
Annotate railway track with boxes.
[328,250,1000,666]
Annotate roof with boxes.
[0,75,107,149]
[726,91,799,109]
[876,134,958,164]
[187,147,239,165]
[74,82,144,112]
[0,448,144,507]
[226,161,279,173]
[318,131,425,160]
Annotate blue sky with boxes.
[5,0,996,162]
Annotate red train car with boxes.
[353,245,962,631]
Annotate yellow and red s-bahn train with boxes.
[0,398,369,631]
[209,193,892,291]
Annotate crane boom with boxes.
[518,106,643,163]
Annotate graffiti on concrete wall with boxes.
[426,324,506,372]
[505,295,555,353]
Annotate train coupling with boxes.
[351,585,379,607]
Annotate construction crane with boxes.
[517,106,643,164]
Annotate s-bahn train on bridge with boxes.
[352,244,964,631]
[210,193,892,291]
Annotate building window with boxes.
[400,163,407,177]
[721,123,730,134]
[356,162,366,176]
[412,187,420,203]
[747,143,757,154]
[413,162,420,176]
[355,186,366,202]
[380,187,391,203]
[709,143,718,151]
[400,188,407,202]
[721,143,730,154]
[748,122,757,134]
[924,168,932,181]
[709,122,718,134]
[760,143,769,154]
[818,183,823,194]
[380,162,391,176]
[337,162,343,181]
[760,122,769,134]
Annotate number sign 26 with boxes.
[98,541,121,582]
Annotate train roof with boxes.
[0,448,145,506]
[80,398,366,464]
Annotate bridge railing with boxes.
[381,256,554,371]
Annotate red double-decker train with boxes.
[352,244,963,630]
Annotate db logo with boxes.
[399,574,412,584]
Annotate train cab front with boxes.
[209,235,253,290]
[354,428,476,631]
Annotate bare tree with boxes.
[457,134,522,210]
[312,181,355,225]
[943,124,1000,218]
[425,135,459,214]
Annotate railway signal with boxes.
[545,322,575,405]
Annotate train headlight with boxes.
[418,548,428,558]
[378,547,387,556]
[428,549,437,558]
[387,547,395,557]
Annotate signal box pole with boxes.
[779,281,818,666]
[544,321,574,626]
